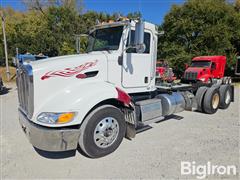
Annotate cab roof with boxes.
[192,56,226,62]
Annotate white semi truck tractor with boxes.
[17,19,234,158]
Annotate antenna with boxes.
[115,13,121,21]
[1,11,10,81]
[138,0,142,15]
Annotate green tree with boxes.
[235,0,240,11]
[158,0,240,76]
[22,0,84,14]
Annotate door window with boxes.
[126,30,151,54]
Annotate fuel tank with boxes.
[156,92,186,116]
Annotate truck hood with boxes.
[28,52,108,116]
[30,52,107,77]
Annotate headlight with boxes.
[37,112,76,124]
[199,78,206,82]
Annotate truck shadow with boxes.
[34,147,77,159]
[0,87,11,95]
[136,114,184,134]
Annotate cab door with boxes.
[121,30,153,88]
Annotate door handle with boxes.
[144,77,148,83]
[118,55,123,65]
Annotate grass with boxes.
[0,66,16,82]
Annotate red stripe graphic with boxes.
[41,60,98,80]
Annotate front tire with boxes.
[79,105,126,158]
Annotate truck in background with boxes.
[156,60,176,83]
[181,56,232,85]
[182,56,232,84]
[16,54,48,64]
[17,19,234,158]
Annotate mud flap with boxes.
[231,85,234,102]
[125,123,136,139]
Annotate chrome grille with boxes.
[184,71,198,80]
[17,64,34,118]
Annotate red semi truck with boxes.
[156,61,176,83]
[182,56,232,84]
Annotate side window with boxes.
[212,62,216,70]
[126,30,151,54]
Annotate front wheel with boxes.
[79,105,126,158]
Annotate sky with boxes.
[0,0,186,24]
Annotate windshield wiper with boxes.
[93,47,112,53]
[86,49,92,53]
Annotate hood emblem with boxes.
[41,60,98,80]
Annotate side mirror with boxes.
[211,63,216,70]
[12,57,17,67]
[75,34,88,54]
[158,31,165,36]
[134,19,145,53]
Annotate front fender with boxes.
[33,81,122,127]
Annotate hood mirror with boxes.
[75,34,88,54]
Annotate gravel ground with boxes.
[1,83,239,179]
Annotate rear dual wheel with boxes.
[196,86,208,112]
[203,87,220,114]
[223,77,232,84]
[219,85,232,109]
[228,77,232,84]
[196,85,232,114]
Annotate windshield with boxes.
[87,26,123,52]
[156,63,163,67]
[191,61,211,67]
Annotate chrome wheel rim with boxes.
[94,117,119,148]
[225,90,231,104]
[212,93,220,109]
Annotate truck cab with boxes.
[91,20,158,93]
[182,56,226,83]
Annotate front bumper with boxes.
[19,109,80,152]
